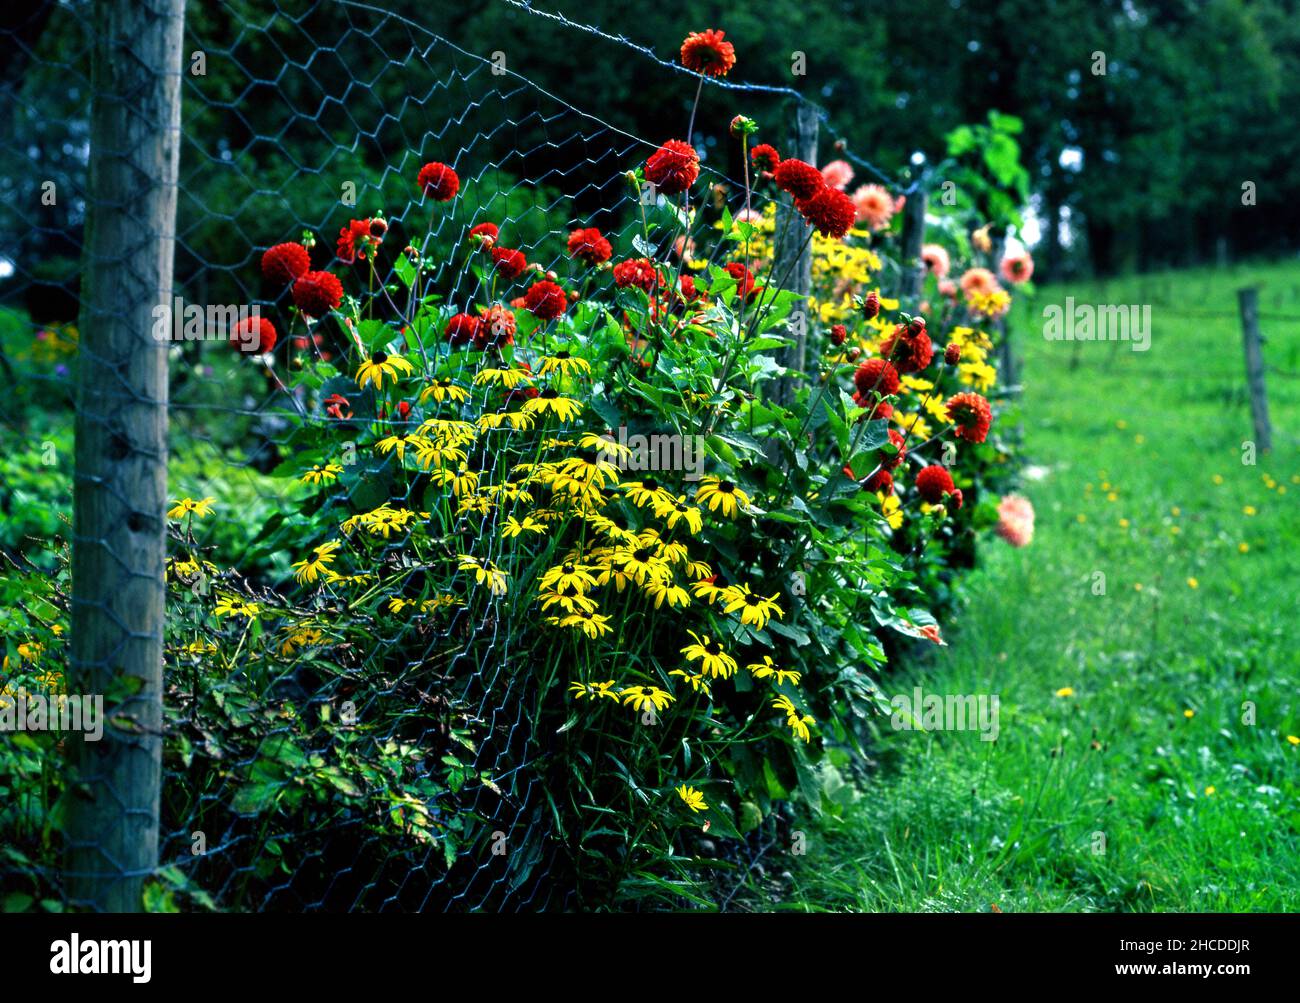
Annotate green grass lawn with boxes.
[786,259,1300,912]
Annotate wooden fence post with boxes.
[773,102,818,406]
[66,0,185,911]
[1237,286,1273,452]
[899,187,928,308]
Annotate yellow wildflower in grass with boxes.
[1212,473,1224,485]
[1243,505,1257,516]
[694,475,749,518]
[214,595,261,619]
[168,496,215,519]
[355,351,413,390]
[1286,735,1299,746]
[747,655,801,686]
[292,540,341,584]
[771,694,814,743]
[1204,786,1215,796]
[418,378,470,405]
[680,630,738,679]
[1184,709,1195,719]
[523,388,583,422]
[501,515,547,539]
[721,584,785,630]
[538,350,591,379]
[1054,686,1075,698]
[1238,542,1250,554]
[299,463,344,485]
[675,784,708,813]
[568,679,619,702]
[1187,577,1199,589]
[620,685,675,714]
[458,555,508,595]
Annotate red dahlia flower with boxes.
[830,324,847,346]
[724,261,757,299]
[915,465,957,504]
[230,316,277,354]
[864,468,894,494]
[476,303,517,349]
[613,257,661,292]
[292,270,344,317]
[879,323,934,373]
[679,274,701,301]
[567,227,613,265]
[944,342,962,365]
[645,140,700,197]
[336,218,374,263]
[853,357,900,399]
[417,161,459,201]
[795,186,856,238]
[680,29,736,77]
[773,159,824,200]
[445,312,482,348]
[524,280,567,320]
[750,144,780,174]
[880,429,907,470]
[491,246,528,281]
[946,391,993,443]
[261,242,310,284]
[469,222,499,247]
[862,290,880,319]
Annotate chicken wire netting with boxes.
[0,0,913,912]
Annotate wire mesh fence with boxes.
[2,0,950,912]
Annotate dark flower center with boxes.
[555,350,571,359]
[540,387,559,399]
[704,640,721,655]
[633,547,654,563]
[718,480,736,493]
[371,351,387,364]
[643,477,659,491]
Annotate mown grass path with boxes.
[790,262,1300,911]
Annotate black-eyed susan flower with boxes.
[524,387,583,422]
[580,431,633,462]
[613,542,673,587]
[558,450,621,490]
[680,630,738,679]
[168,496,215,519]
[569,679,619,701]
[675,784,708,813]
[429,463,479,498]
[669,668,711,696]
[538,350,591,379]
[374,432,431,462]
[458,554,508,595]
[643,578,691,609]
[501,515,546,539]
[292,540,342,584]
[419,377,470,405]
[722,584,785,630]
[352,505,420,538]
[539,560,599,593]
[655,494,704,535]
[214,595,261,619]
[412,439,467,470]
[690,574,732,604]
[473,365,531,389]
[622,477,671,510]
[552,610,613,639]
[299,463,344,485]
[621,685,675,713]
[772,694,814,742]
[477,409,536,432]
[682,558,713,581]
[747,655,801,686]
[356,350,414,391]
[278,626,324,656]
[694,475,749,518]
[539,584,599,615]
[419,418,478,448]
[456,494,493,517]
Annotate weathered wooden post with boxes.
[66,0,185,911]
[899,187,928,308]
[1237,287,1273,452]
[772,102,817,406]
